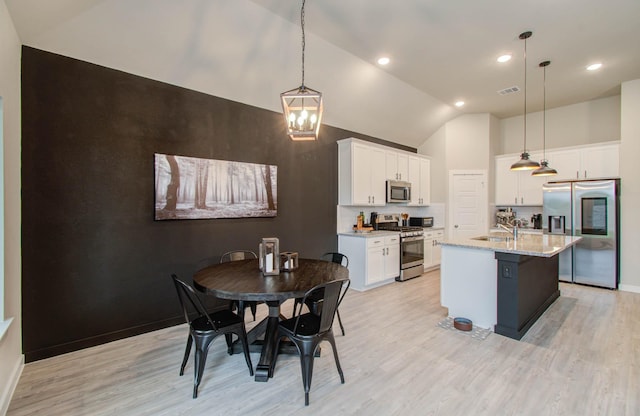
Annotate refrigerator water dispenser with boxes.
[549,215,565,234]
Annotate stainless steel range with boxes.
[376,214,425,281]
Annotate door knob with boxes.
[454,225,459,228]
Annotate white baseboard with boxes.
[0,354,24,416]
[618,284,640,294]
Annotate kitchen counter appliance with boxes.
[386,180,411,203]
[376,214,424,281]
[543,179,620,289]
[531,213,542,229]
[409,216,434,227]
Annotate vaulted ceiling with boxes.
[6,0,640,148]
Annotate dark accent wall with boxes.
[21,46,415,362]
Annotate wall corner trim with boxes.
[0,352,24,416]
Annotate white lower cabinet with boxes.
[423,229,444,271]
[338,233,400,291]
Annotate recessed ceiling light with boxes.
[377,57,390,65]
[497,54,512,63]
[586,63,602,71]
[455,101,465,107]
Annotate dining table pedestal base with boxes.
[228,301,321,382]
[254,302,281,382]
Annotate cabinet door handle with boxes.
[372,196,375,204]
[576,170,579,179]
[584,170,587,178]
[515,197,517,204]
[521,197,524,204]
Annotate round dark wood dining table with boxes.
[193,258,349,382]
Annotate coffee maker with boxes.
[369,212,379,230]
[531,213,542,229]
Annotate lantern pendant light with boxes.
[510,31,540,171]
[280,0,323,141]
[532,61,558,176]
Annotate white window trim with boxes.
[0,318,12,343]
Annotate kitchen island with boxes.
[440,232,581,340]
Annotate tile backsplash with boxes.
[337,203,446,233]
[493,206,543,228]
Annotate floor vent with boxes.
[498,86,520,95]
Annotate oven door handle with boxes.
[402,236,424,242]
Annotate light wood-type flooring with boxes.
[8,270,640,415]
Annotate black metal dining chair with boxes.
[294,252,349,335]
[171,274,253,398]
[274,277,350,406]
[220,250,261,321]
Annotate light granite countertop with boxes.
[440,232,581,257]
[338,230,400,238]
[490,227,542,234]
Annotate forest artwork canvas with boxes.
[154,153,277,220]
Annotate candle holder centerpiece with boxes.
[280,252,299,271]
[259,237,280,276]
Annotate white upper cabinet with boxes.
[408,155,431,206]
[338,138,431,207]
[339,140,386,206]
[495,152,544,206]
[495,142,620,207]
[580,143,619,179]
[547,142,619,180]
[546,149,581,181]
[386,151,409,181]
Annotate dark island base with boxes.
[494,252,560,340]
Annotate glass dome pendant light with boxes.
[510,31,541,171]
[280,0,323,141]
[532,60,558,176]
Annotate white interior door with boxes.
[448,171,488,239]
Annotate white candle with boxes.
[265,253,273,272]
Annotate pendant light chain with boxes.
[280,0,323,141]
[300,0,306,88]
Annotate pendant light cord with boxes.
[542,63,546,159]
[300,0,306,88]
[523,35,528,152]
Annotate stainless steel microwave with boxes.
[386,180,411,203]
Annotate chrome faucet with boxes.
[497,221,519,239]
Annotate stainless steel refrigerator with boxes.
[542,179,620,289]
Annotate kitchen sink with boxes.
[471,235,511,242]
